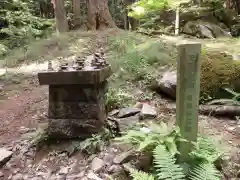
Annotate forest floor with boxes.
[0,29,240,180]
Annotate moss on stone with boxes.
[200,50,240,101]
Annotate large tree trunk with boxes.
[226,0,240,14]
[72,0,81,28]
[52,0,69,34]
[87,0,116,30]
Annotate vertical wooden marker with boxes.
[176,42,201,161]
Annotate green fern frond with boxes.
[130,168,155,180]
[188,162,221,180]
[190,137,224,163]
[153,145,185,180]
[148,121,171,136]
[115,129,147,144]
[137,134,159,151]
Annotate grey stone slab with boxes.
[117,107,141,118]
[0,148,13,167]
[38,66,112,85]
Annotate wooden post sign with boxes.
[176,42,201,160]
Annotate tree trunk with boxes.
[226,0,240,14]
[52,0,69,34]
[122,0,138,31]
[87,0,116,30]
[73,0,81,28]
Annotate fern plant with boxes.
[116,122,224,180]
[130,168,155,180]
[153,145,185,180]
[188,163,221,180]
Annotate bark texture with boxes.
[52,0,69,34]
[122,0,138,30]
[87,0,116,30]
[73,0,81,28]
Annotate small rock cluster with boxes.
[91,49,109,69]
[108,102,158,133]
[83,143,153,180]
[0,136,153,180]
[47,48,109,72]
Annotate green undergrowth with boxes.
[106,31,240,103]
[106,31,176,82]
[115,121,229,180]
[0,30,96,67]
[3,29,240,105]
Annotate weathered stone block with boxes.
[48,82,107,102]
[47,118,104,139]
[38,63,112,139]
[48,101,106,119]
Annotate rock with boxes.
[139,103,157,120]
[81,177,88,180]
[113,150,135,164]
[116,115,139,132]
[91,157,105,173]
[232,53,240,61]
[87,171,103,180]
[235,125,240,135]
[108,109,119,116]
[12,173,23,180]
[155,70,177,99]
[103,153,115,166]
[59,167,69,175]
[88,154,98,163]
[183,21,213,38]
[122,162,135,172]
[0,148,13,167]
[133,102,143,109]
[133,152,153,171]
[183,21,231,38]
[47,118,104,139]
[108,165,129,180]
[140,127,152,133]
[107,164,123,173]
[117,143,134,152]
[117,107,140,118]
[66,172,85,179]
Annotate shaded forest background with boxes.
[0,0,239,58]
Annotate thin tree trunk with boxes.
[52,0,69,34]
[73,0,81,28]
[226,0,240,14]
[87,0,116,30]
[175,6,180,36]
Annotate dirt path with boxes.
[0,83,48,146]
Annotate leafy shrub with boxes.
[105,87,134,112]
[0,0,54,56]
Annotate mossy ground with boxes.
[200,50,240,101]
